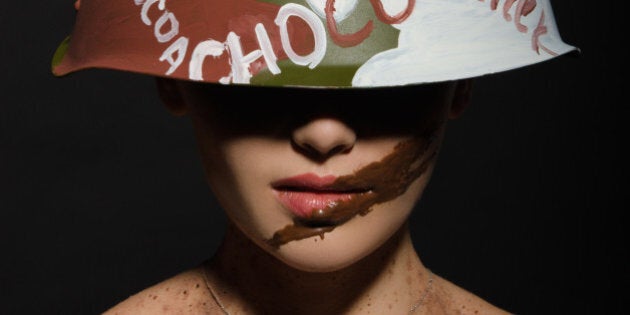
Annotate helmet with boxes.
[51,0,577,88]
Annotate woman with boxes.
[53,0,577,313]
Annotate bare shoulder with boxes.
[102,265,221,315]
[430,274,514,315]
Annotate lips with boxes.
[272,173,369,220]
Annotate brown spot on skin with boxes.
[152,295,157,300]
[195,283,200,289]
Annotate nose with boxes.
[292,117,357,160]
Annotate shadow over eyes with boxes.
[182,81,455,138]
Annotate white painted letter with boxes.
[159,36,189,75]
[275,3,326,69]
[140,0,166,26]
[189,39,227,81]
[255,23,281,75]
[155,11,179,43]
[226,32,264,84]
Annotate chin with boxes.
[266,212,405,273]
[272,239,368,272]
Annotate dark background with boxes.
[1,1,625,314]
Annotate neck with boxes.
[205,222,431,314]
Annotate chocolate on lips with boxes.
[266,127,441,249]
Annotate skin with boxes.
[103,78,512,314]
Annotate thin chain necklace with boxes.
[409,269,434,314]
[202,267,434,315]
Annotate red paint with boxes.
[55,0,316,84]
[479,0,555,55]
[370,0,416,24]
[325,0,415,47]
[503,0,517,21]
[532,11,557,56]
[490,0,499,11]
[326,0,373,48]
[513,0,537,32]
[484,0,537,29]
[502,0,537,32]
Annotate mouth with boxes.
[266,136,439,248]
[272,173,372,225]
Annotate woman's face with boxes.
[172,81,462,272]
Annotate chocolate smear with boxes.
[266,126,442,248]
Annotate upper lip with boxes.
[271,173,370,193]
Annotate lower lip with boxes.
[275,191,354,218]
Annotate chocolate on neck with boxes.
[266,126,442,248]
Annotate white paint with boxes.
[352,0,576,86]
[380,0,411,16]
[189,39,226,81]
[305,0,358,22]
[139,0,166,26]
[159,36,189,75]
[127,0,574,87]
[255,23,281,75]
[154,11,179,43]
[226,32,264,84]
[275,3,327,69]
[138,2,327,83]
[135,0,187,75]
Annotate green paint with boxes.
[252,0,400,86]
[252,61,358,87]
[51,36,71,75]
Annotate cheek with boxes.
[190,119,259,226]
[210,139,292,236]
[363,158,437,243]
[222,138,278,174]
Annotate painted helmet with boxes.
[52,0,577,88]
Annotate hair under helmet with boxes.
[52,0,577,88]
